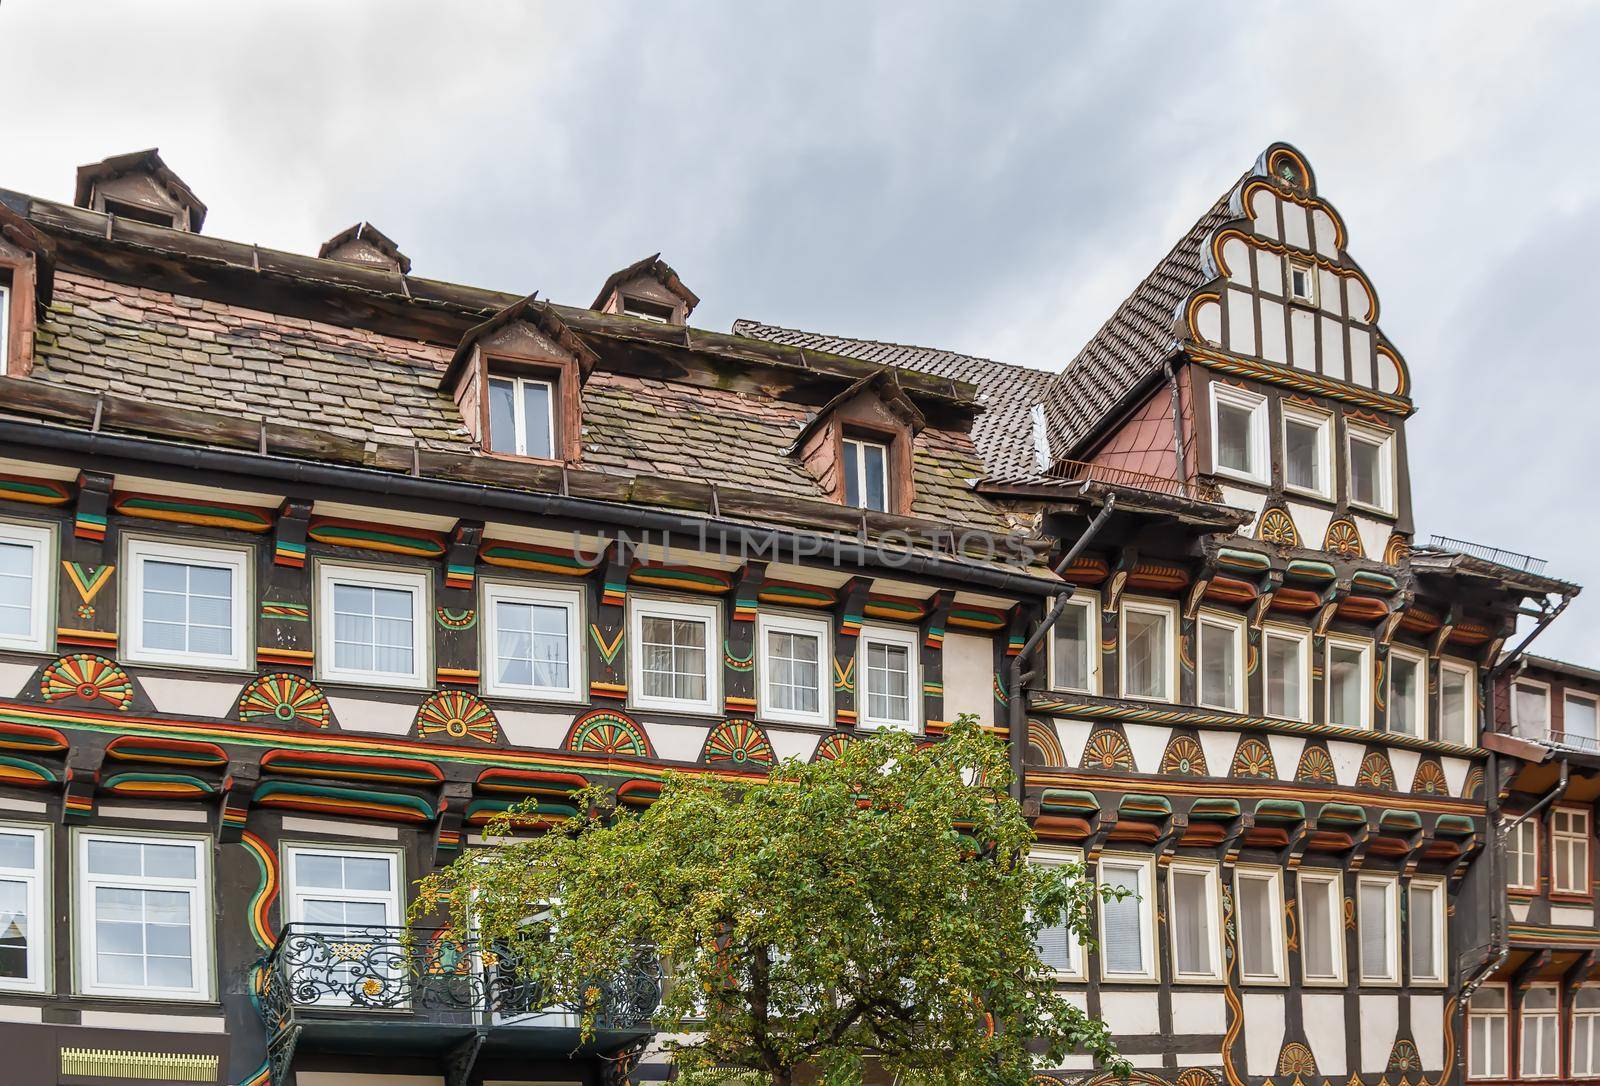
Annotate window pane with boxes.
[640,615,709,703]
[95,885,192,991]
[766,629,821,714]
[0,541,35,637]
[1124,609,1169,699]
[1100,865,1145,974]
[495,600,570,690]
[1390,655,1422,736]
[1216,400,1255,474]
[521,380,554,459]
[1328,644,1365,727]
[1409,884,1438,980]
[1516,684,1550,735]
[1301,879,1335,979]
[1566,697,1598,743]
[842,441,860,508]
[488,378,516,453]
[1199,619,1238,709]
[1053,602,1091,691]
[0,877,31,979]
[1266,634,1303,719]
[862,443,888,511]
[1350,437,1381,506]
[1441,668,1470,744]
[1238,876,1276,979]
[866,641,910,723]
[142,559,233,658]
[1359,882,1392,978]
[1171,870,1212,975]
[1284,418,1321,490]
[333,583,414,676]
[0,832,34,871]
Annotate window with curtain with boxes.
[1520,986,1561,1079]
[1051,595,1097,693]
[1029,849,1083,979]
[1515,682,1551,740]
[1097,858,1151,979]
[1264,628,1308,721]
[1408,879,1445,985]
[1168,863,1218,980]
[1564,694,1599,748]
[1327,639,1370,729]
[1439,661,1475,746]
[1387,649,1425,736]
[1298,871,1343,983]
[1552,808,1590,894]
[1198,615,1241,712]
[1236,868,1283,982]
[1358,877,1397,983]
[76,832,210,1001]
[1468,986,1508,1080]
[0,521,52,653]
[630,597,720,713]
[1507,817,1539,891]
[758,612,829,725]
[1572,987,1600,1077]
[1121,603,1172,701]
[488,374,556,459]
[0,825,45,992]
[483,582,582,701]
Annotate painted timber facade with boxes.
[0,142,1581,1086]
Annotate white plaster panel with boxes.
[1227,288,1257,356]
[1250,189,1279,240]
[1411,993,1445,1070]
[1283,204,1310,250]
[1054,1056,1096,1071]
[1222,237,1252,285]
[1288,502,1332,553]
[1320,314,1346,377]
[1349,327,1373,386]
[141,675,243,718]
[0,1003,42,1023]
[0,796,46,814]
[1260,300,1287,363]
[1353,516,1392,563]
[99,805,207,823]
[281,816,399,840]
[298,1078,444,1086]
[494,709,571,749]
[0,660,36,699]
[1348,279,1373,322]
[1327,740,1367,787]
[1266,735,1306,781]
[1056,718,1094,768]
[1099,990,1162,1035]
[1376,351,1401,395]
[1289,307,1316,372]
[1218,486,1268,537]
[79,1010,226,1033]
[639,720,709,763]
[1442,756,1470,797]
[1175,1053,1224,1068]
[1170,990,1227,1034]
[1196,299,1222,346]
[943,631,995,727]
[1256,249,1284,296]
[1318,268,1343,316]
[1122,723,1171,775]
[1312,209,1338,257]
[1358,994,1400,1072]
[767,729,819,763]
[1198,730,1241,781]
[1388,748,1421,793]
[1552,905,1595,927]
[1510,900,1531,922]
[1242,992,1287,1076]
[1126,1055,1167,1069]
[327,696,417,736]
[1302,992,1348,1074]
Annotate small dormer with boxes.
[789,370,925,516]
[318,222,411,274]
[441,295,598,464]
[74,149,206,232]
[591,253,698,325]
[0,204,55,378]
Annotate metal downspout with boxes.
[1008,493,1118,800]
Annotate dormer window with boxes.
[592,254,699,326]
[621,296,674,323]
[1287,257,1317,305]
[101,199,176,229]
[843,435,890,512]
[488,374,556,459]
[74,149,206,234]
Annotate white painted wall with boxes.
[942,631,995,727]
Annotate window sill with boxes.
[1212,467,1270,488]
[1348,500,1396,519]
[481,687,587,707]
[316,672,433,693]
[481,450,572,469]
[121,653,258,677]
[1283,485,1335,504]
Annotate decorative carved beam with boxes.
[1512,949,1554,994]
[432,782,473,869]
[218,764,260,843]
[444,520,483,591]
[273,498,313,568]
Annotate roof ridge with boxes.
[731,317,1048,377]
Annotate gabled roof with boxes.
[591,252,699,315]
[784,368,927,455]
[73,148,207,231]
[441,293,599,388]
[0,203,54,305]
[732,319,1050,481]
[319,222,411,274]
[1036,174,1244,458]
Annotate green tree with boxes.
[417,718,1126,1086]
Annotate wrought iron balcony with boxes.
[257,924,661,1085]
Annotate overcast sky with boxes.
[3,1,1598,660]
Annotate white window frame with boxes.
[1195,609,1246,713]
[1345,420,1396,515]
[282,842,404,928]
[627,595,722,716]
[1324,634,1374,731]
[842,435,891,512]
[122,536,252,671]
[857,623,921,733]
[1209,384,1269,485]
[1296,869,1346,986]
[1166,859,1224,983]
[0,822,48,993]
[1262,623,1312,722]
[1551,806,1590,896]
[1506,815,1540,893]
[1356,873,1401,986]
[487,373,558,460]
[1468,982,1510,1081]
[1286,256,1319,306]
[74,829,213,1001]
[1513,678,1552,742]
[1562,690,1600,749]
[1029,846,1085,981]
[1439,657,1478,746]
[314,562,431,689]
[1119,597,1178,704]
[1386,645,1428,738]
[1096,853,1158,983]
[1047,590,1100,695]
[0,519,55,653]
[1407,876,1447,987]
[1572,986,1600,1078]
[1234,865,1287,985]
[479,580,585,702]
[1280,402,1334,500]
[1521,984,1563,1080]
[756,611,832,727]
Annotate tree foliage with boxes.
[416,718,1126,1086]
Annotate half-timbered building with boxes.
[0,141,1579,1086]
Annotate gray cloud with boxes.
[3,0,1597,655]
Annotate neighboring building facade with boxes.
[0,141,1580,1086]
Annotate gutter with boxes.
[0,419,1068,599]
[1007,492,1118,799]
